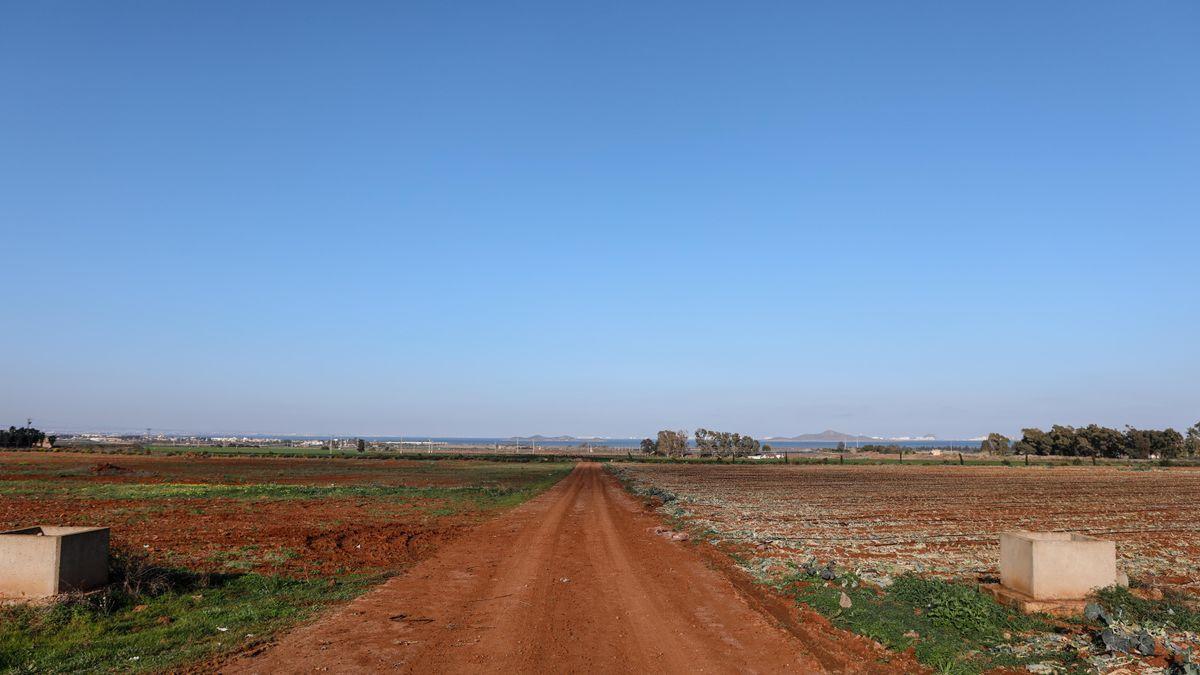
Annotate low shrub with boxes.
[1093,585,1200,632]
[782,572,1067,673]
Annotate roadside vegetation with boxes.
[0,552,377,673]
[778,568,1076,673]
[782,569,1200,673]
[1092,585,1200,633]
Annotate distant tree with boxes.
[735,434,760,457]
[639,438,659,455]
[1157,428,1185,459]
[1186,422,1200,458]
[1011,422,1190,460]
[836,441,846,452]
[693,429,759,458]
[356,438,366,453]
[0,425,46,449]
[656,430,688,458]
[1078,424,1126,458]
[1014,428,1051,456]
[982,433,1010,456]
[701,430,732,459]
[1124,426,1154,459]
[1045,425,1091,457]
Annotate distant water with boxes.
[236,435,983,450]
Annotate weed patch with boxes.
[0,550,378,673]
[780,571,1076,673]
[1093,586,1200,632]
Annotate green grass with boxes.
[779,571,1081,673]
[0,571,378,674]
[0,465,572,509]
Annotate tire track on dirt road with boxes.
[226,463,911,674]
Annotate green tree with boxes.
[1015,428,1050,456]
[1186,422,1200,458]
[1078,424,1126,458]
[0,425,46,449]
[694,429,759,458]
[1156,428,1185,459]
[735,434,761,457]
[656,429,688,458]
[1124,426,1154,459]
[640,438,658,455]
[982,433,1010,456]
[1047,425,1088,456]
[717,431,735,458]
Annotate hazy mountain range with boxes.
[765,430,937,442]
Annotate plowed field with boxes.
[0,451,571,576]
[615,463,1200,591]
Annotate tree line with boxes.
[985,423,1200,459]
[1,426,51,448]
[640,428,763,458]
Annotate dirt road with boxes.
[229,463,904,674]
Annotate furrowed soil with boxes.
[615,463,1200,593]
[230,463,915,674]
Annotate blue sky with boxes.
[2,2,1197,438]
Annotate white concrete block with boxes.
[0,526,110,599]
[999,531,1116,600]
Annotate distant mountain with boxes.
[766,430,880,442]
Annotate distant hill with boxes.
[766,430,880,442]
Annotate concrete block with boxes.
[999,531,1116,601]
[0,526,109,599]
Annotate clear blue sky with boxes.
[2,2,1197,438]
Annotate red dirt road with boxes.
[229,463,902,674]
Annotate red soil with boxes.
[0,494,472,577]
[228,464,918,674]
[0,451,555,576]
[0,451,526,486]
